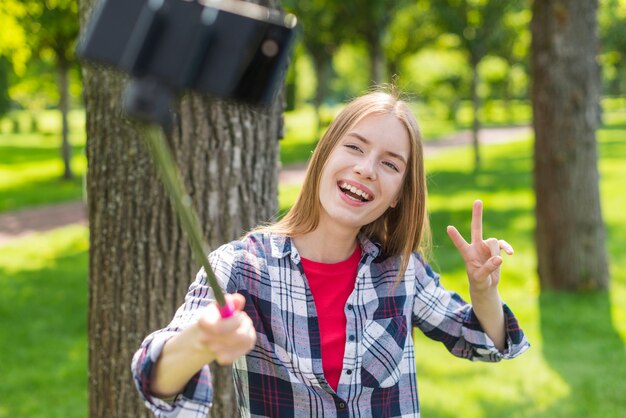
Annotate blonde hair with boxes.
[262,89,431,279]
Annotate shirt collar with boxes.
[269,232,381,260]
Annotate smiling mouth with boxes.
[339,182,372,202]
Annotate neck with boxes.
[293,224,359,263]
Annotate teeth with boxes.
[340,182,370,201]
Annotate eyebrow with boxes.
[346,132,408,165]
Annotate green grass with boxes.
[1,110,625,417]
[0,111,87,213]
[0,225,88,418]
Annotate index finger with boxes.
[471,200,483,244]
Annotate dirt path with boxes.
[0,125,530,246]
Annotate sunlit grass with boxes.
[0,225,88,418]
[0,111,87,213]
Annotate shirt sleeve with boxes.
[411,255,530,362]
[130,242,241,417]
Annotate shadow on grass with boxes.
[0,144,85,166]
[0,176,83,212]
[537,291,626,417]
[428,156,532,196]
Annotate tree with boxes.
[20,0,79,180]
[78,0,284,416]
[337,0,411,85]
[431,0,525,170]
[531,0,609,291]
[600,0,626,95]
[385,1,438,83]
[283,0,344,131]
[0,57,10,117]
[488,6,531,124]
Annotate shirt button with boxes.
[347,304,353,310]
[346,369,353,375]
[348,335,355,342]
[338,401,346,409]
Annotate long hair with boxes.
[263,90,431,279]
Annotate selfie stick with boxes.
[144,126,234,318]
[79,0,297,318]
[123,78,235,318]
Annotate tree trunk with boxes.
[59,60,73,180]
[531,0,609,291]
[470,57,481,171]
[312,54,330,134]
[368,36,385,86]
[79,1,283,416]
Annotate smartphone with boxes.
[78,0,298,106]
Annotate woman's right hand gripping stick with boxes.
[196,293,257,364]
[150,293,256,398]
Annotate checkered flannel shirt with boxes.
[132,232,529,417]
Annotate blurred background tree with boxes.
[430,0,526,170]
[600,0,626,97]
[282,0,345,131]
[18,0,79,180]
[532,0,609,291]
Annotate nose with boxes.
[353,157,377,180]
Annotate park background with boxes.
[1,0,625,417]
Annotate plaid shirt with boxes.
[132,232,529,417]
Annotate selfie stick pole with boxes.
[123,78,234,318]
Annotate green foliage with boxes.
[0,1,30,74]
[600,0,626,95]
[2,0,81,110]
[385,1,439,76]
[403,48,471,102]
[330,43,370,101]
[23,0,79,65]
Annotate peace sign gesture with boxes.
[446,200,514,294]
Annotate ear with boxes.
[390,195,400,208]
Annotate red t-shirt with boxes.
[300,245,361,391]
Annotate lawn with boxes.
[0,110,86,212]
[1,109,625,417]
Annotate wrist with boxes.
[184,321,216,364]
[469,286,501,303]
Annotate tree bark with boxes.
[531,0,609,291]
[79,0,283,416]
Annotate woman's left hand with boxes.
[446,200,514,293]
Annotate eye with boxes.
[383,161,400,172]
[344,144,362,152]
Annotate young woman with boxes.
[132,90,530,417]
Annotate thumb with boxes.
[197,293,245,330]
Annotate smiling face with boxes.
[317,112,411,234]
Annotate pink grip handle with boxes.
[218,298,235,318]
